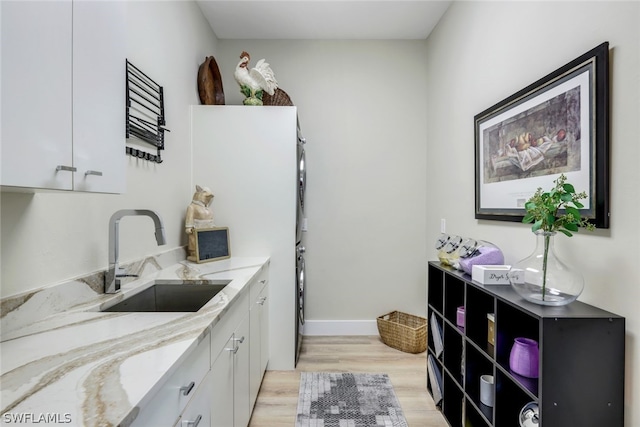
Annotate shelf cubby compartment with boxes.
[465,398,491,427]
[495,299,539,389]
[465,285,495,356]
[464,342,493,422]
[494,370,536,427]
[443,321,464,387]
[444,273,465,327]
[427,310,444,361]
[443,373,464,427]
[428,264,445,314]
[426,354,443,407]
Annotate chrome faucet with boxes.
[105,209,167,294]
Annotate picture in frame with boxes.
[474,42,610,228]
[195,227,230,263]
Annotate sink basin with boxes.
[103,281,230,312]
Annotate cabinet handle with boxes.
[183,414,202,427]
[55,165,77,172]
[259,279,267,284]
[84,170,103,177]
[226,346,239,354]
[233,336,245,344]
[257,297,267,305]
[179,381,195,396]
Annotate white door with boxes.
[1,1,73,190]
[249,293,263,409]
[211,335,234,427]
[72,0,126,193]
[233,314,250,427]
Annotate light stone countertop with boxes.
[0,256,269,427]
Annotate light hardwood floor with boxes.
[248,336,449,426]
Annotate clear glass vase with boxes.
[508,230,584,306]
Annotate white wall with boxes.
[216,40,429,326]
[424,2,640,425]
[0,1,218,296]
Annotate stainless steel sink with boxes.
[103,281,230,312]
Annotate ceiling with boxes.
[196,1,452,40]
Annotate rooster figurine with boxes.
[233,51,278,106]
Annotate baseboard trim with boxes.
[303,320,378,336]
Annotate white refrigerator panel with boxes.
[191,106,297,370]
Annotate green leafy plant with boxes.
[523,174,595,235]
[522,174,594,300]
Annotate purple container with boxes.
[459,246,504,275]
[509,337,539,378]
[456,306,465,328]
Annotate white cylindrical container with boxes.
[480,374,494,407]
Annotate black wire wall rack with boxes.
[125,59,170,163]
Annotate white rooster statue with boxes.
[233,51,278,106]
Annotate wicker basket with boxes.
[377,311,427,354]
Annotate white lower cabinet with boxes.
[211,265,270,427]
[249,278,269,409]
[210,334,235,427]
[132,262,270,427]
[211,312,250,427]
[176,371,212,427]
[132,333,211,427]
[233,314,251,427]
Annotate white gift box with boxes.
[472,265,511,285]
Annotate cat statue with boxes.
[185,185,216,262]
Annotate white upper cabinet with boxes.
[1,0,125,193]
[72,0,126,193]
[1,1,74,190]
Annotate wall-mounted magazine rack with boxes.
[125,60,170,163]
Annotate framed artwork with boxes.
[474,42,610,228]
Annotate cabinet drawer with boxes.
[132,333,211,427]
[249,269,269,306]
[175,370,212,427]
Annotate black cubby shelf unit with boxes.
[426,261,625,427]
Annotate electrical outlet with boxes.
[441,218,446,233]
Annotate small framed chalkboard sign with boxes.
[194,227,231,263]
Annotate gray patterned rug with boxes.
[296,372,409,427]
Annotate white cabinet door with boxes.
[211,335,234,427]
[259,283,270,376]
[249,281,269,409]
[233,314,250,427]
[1,0,73,190]
[249,293,262,410]
[0,0,125,193]
[72,0,125,193]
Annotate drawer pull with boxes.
[180,381,195,396]
[55,165,77,172]
[84,170,103,176]
[183,414,202,427]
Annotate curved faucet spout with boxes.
[105,209,167,294]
